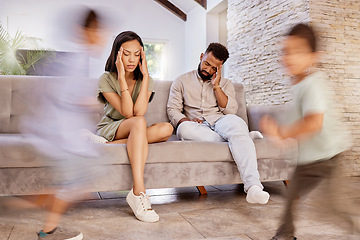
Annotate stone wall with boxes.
[227,0,360,175]
[310,0,360,175]
[227,0,309,105]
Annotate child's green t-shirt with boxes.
[289,71,351,165]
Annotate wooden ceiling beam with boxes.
[194,0,207,10]
[154,0,187,21]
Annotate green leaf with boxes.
[0,24,50,75]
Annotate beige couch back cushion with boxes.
[0,76,248,133]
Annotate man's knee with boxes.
[223,114,247,126]
[176,121,198,140]
[217,114,249,133]
[177,121,223,142]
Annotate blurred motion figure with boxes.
[20,7,108,240]
[260,23,358,240]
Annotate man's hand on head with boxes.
[211,65,222,87]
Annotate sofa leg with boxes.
[196,186,208,195]
[283,180,290,187]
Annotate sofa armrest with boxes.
[247,104,291,131]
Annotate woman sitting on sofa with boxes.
[96,31,173,222]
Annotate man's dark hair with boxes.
[105,31,144,80]
[287,23,317,52]
[205,43,229,63]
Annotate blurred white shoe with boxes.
[80,129,108,144]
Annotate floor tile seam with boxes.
[82,197,127,203]
[7,225,14,240]
[64,214,137,224]
[177,212,262,239]
[178,212,207,239]
[178,206,229,215]
[244,233,255,240]
[300,203,357,215]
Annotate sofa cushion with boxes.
[0,76,249,134]
[0,158,296,196]
[0,77,12,133]
[144,80,172,126]
[247,104,291,131]
[0,134,297,168]
[233,83,248,125]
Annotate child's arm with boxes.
[260,113,323,140]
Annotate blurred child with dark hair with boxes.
[15,7,109,240]
[260,23,357,240]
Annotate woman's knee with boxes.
[160,122,174,138]
[129,116,147,130]
[152,122,173,140]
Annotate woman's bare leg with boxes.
[147,122,173,143]
[112,116,148,195]
[108,122,173,145]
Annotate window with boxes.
[144,41,166,80]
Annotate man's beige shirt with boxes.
[167,70,238,127]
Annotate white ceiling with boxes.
[169,0,199,14]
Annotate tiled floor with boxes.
[1,179,359,240]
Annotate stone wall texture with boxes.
[227,0,360,176]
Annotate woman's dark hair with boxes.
[287,23,317,52]
[205,43,229,63]
[83,9,98,29]
[105,31,144,80]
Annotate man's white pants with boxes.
[176,114,263,191]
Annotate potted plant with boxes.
[0,24,53,75]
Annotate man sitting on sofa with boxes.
[167,43,269,204]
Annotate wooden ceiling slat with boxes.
[194,0,207,10]
[154,0,187,21]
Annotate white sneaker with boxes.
[246,185,270,204]
[80,129,108,144]
[126,189,159,223]
[249,131,264,140]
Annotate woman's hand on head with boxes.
[139,47,149,77]
[116,47,125,80]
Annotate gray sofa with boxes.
[0,75,297,196]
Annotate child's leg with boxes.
[42,196,72,233]
[323,154,360,234]
[275,160,334,237]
